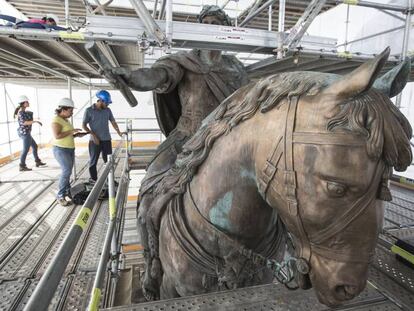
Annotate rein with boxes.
[186,184,296,285]
[258,96,384,276]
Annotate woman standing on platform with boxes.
[52,98,86,206]
[14,95,46,171]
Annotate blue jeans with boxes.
[53,146,75,199]
[19,133,40,166]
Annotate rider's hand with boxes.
[111,67,131,79]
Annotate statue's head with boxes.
[197,5,232,26]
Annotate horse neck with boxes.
[185,114,277,244]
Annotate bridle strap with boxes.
[258,136,283,198]
[293,132,366,146]
[259,95,383,269]
[311,244,373,263]
[309,162,383,245]
[282,96,312,264]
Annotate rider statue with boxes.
[112,5,250,300]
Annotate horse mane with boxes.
[328,90,412,171]
[327,89,412,200]
[155,71,412,197]
[154,72,329,195]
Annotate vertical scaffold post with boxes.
[344,4,350,51]
[3,83,12,156]
[68,77,77,180]
[35,87,41,145]
[396,0,412,108]
[277,0,285,59]
[108,154,118,275]
[165,0,173,52]
[268,4,272,31]
[65,0,70,28]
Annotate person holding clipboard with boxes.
[51,98,87,206]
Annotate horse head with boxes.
[155,48,411,306]
[255,47,412,306]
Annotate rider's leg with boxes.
[137,193,160,301]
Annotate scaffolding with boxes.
[0,0,412,160]
[0,2,413,311]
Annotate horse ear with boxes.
[323,47,390,98]
[373,56,411,98]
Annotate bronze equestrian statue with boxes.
[112,6,249,300]
[134,48,411,306]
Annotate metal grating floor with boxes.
[105,184,414,311]
[102,283,400,311]
[1,147,414,310]
[0,149,125,311]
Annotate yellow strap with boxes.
[109,197,116,220]
[344,0,358,4]
[88,287,101,311]
[391,245,414,265]
[337,51,353,58]
[399,176,414,186]
[59,31,85,40]
[74,207,92,230]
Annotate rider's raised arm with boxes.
[112,59,184,93]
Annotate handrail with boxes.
[23,142,122,311]
[87,151,130,310]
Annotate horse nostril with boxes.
[335,285,359,300]
[344,285,359,296]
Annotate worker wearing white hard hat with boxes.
[51,98,86,206]
[42,13,59,26]
[14,95,46,171]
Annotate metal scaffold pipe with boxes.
[129,0,169,46]
[165,0,173,48]
[23,145,122,311]
[396,0,412,108]
[87,154,124,311]
[152,0,159,18]
[331,0,410,13]
[240,0,278,27]
[65,0,70,28]
[3,83,12,156]
[277,0,285,59]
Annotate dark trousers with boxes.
[19,133,40,166]
[88,140,112,181]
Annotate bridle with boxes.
[258,96,384,276]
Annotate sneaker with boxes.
[88,178,96,184]
[64,196,73,204]
[57,198,69,206]
[19,165,32,172]
[35,161,47,167]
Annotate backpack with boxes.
[70,181,119,205]
[70,182,94,205]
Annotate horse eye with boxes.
[326,181,347,197]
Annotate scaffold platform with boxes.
[0,144,414,310]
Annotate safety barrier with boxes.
[87,150,130,310]
[23,142,123,311]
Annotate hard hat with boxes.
[17,95,29,104]
[45,13,59,24]
[57,97,75,108]
[96,90,112,104]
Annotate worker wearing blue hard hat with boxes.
[82,90,125,182]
